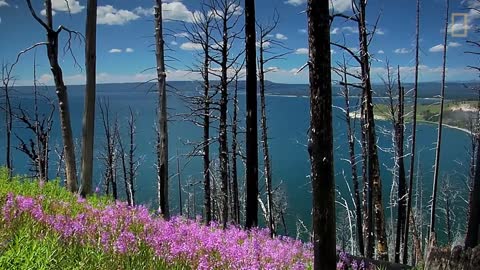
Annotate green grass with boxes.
[0,169,179,270]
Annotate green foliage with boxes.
[0,168,176,270]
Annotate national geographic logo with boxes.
[451,13,468,37]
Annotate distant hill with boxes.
[11,81,480,100]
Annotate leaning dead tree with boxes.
[25,0,81,192]
[430,0,450,242]
[155,0,169,219]
[308,0,336,269]
[403,0,421,264]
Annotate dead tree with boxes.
[307,0,336,269]
[244,0,259,230]
[14,73,54,182]
[1,62,14,177]
[403,0,421,264]
[331,0,387,259]
[99,100,118,200]
[208,0,244,228]
[117,108,138,206]
[179,4,217,223]
[382,64,406,263]
[466,132,480,248]
[430,0,450,241]
[256,13,291,237]
[336,57,364,255]
[25,0,81,192]
[231,75,240,224]
[80,0,97,197]
[155,0,169,219]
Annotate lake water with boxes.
[0,82,471,239]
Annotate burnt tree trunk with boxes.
[80,0,97,197]
[231,77,240,224]
[465,134,480,248]
[358,0,388,260]
[155,0,169,219]
[259,39,275,237]
[431,0,450,240]
[245,0,259,229]
[395,67,406,263]
[341,64,364,255]
[403,0,421,264]
[307,0,336,269]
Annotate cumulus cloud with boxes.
[170,41,178,46]
[256,40,271,48]
[97,5,140,25]
[378,50,385,54]
[275,33,288,40]
[180,42,203,51]
[174,32,189,38]
[394,48,410,54]
[295,48,308,55]
[51,0,84,14]
[109,48,122,53]
[125,48,134,53]
[429,42,462,53]
[0,1,9,7]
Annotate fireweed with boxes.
[0,172,370,269]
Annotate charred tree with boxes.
[1,63,13,177]
[80,0,97,197]
[403,0,421,264]
[26,0,79,192]
[155,0,169,219]
[99,100,118,200]
[245,0,259,229]
[231,76,240,224]
[118,108,137,206]
[307,0,336,269]
[430,0,450,241]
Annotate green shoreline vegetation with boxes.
[349,100,478,133]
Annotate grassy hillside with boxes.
[0,169,319,270]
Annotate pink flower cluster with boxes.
[1,193,313,269]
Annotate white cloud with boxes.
[109,48,122,53]
[429,44,444,53]
[125,48,134,53]
[448,41,461,47]
[285,0,352,13]
[97,5,140,25]
[163,1,196,22]
[428,42,462,53]
[38,74,53,84]
[51,0,84,14]
[298,29,307,34]
[378,50,385,54]
[394,48,410,54]
[174,32,189,38]
[331,27,339,34]
[256,40,271,48]
[170,41,178,46]
[376,29,385,35]
[275,33,288,40]
[41,9,57,16]
[0,1,9,7]
[295,48,308,55]
[133,6,153,16]
[341,26,359,34]
[180,42,203,51]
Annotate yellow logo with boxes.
[451,13,468,37]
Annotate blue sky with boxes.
[0,0,479,85]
